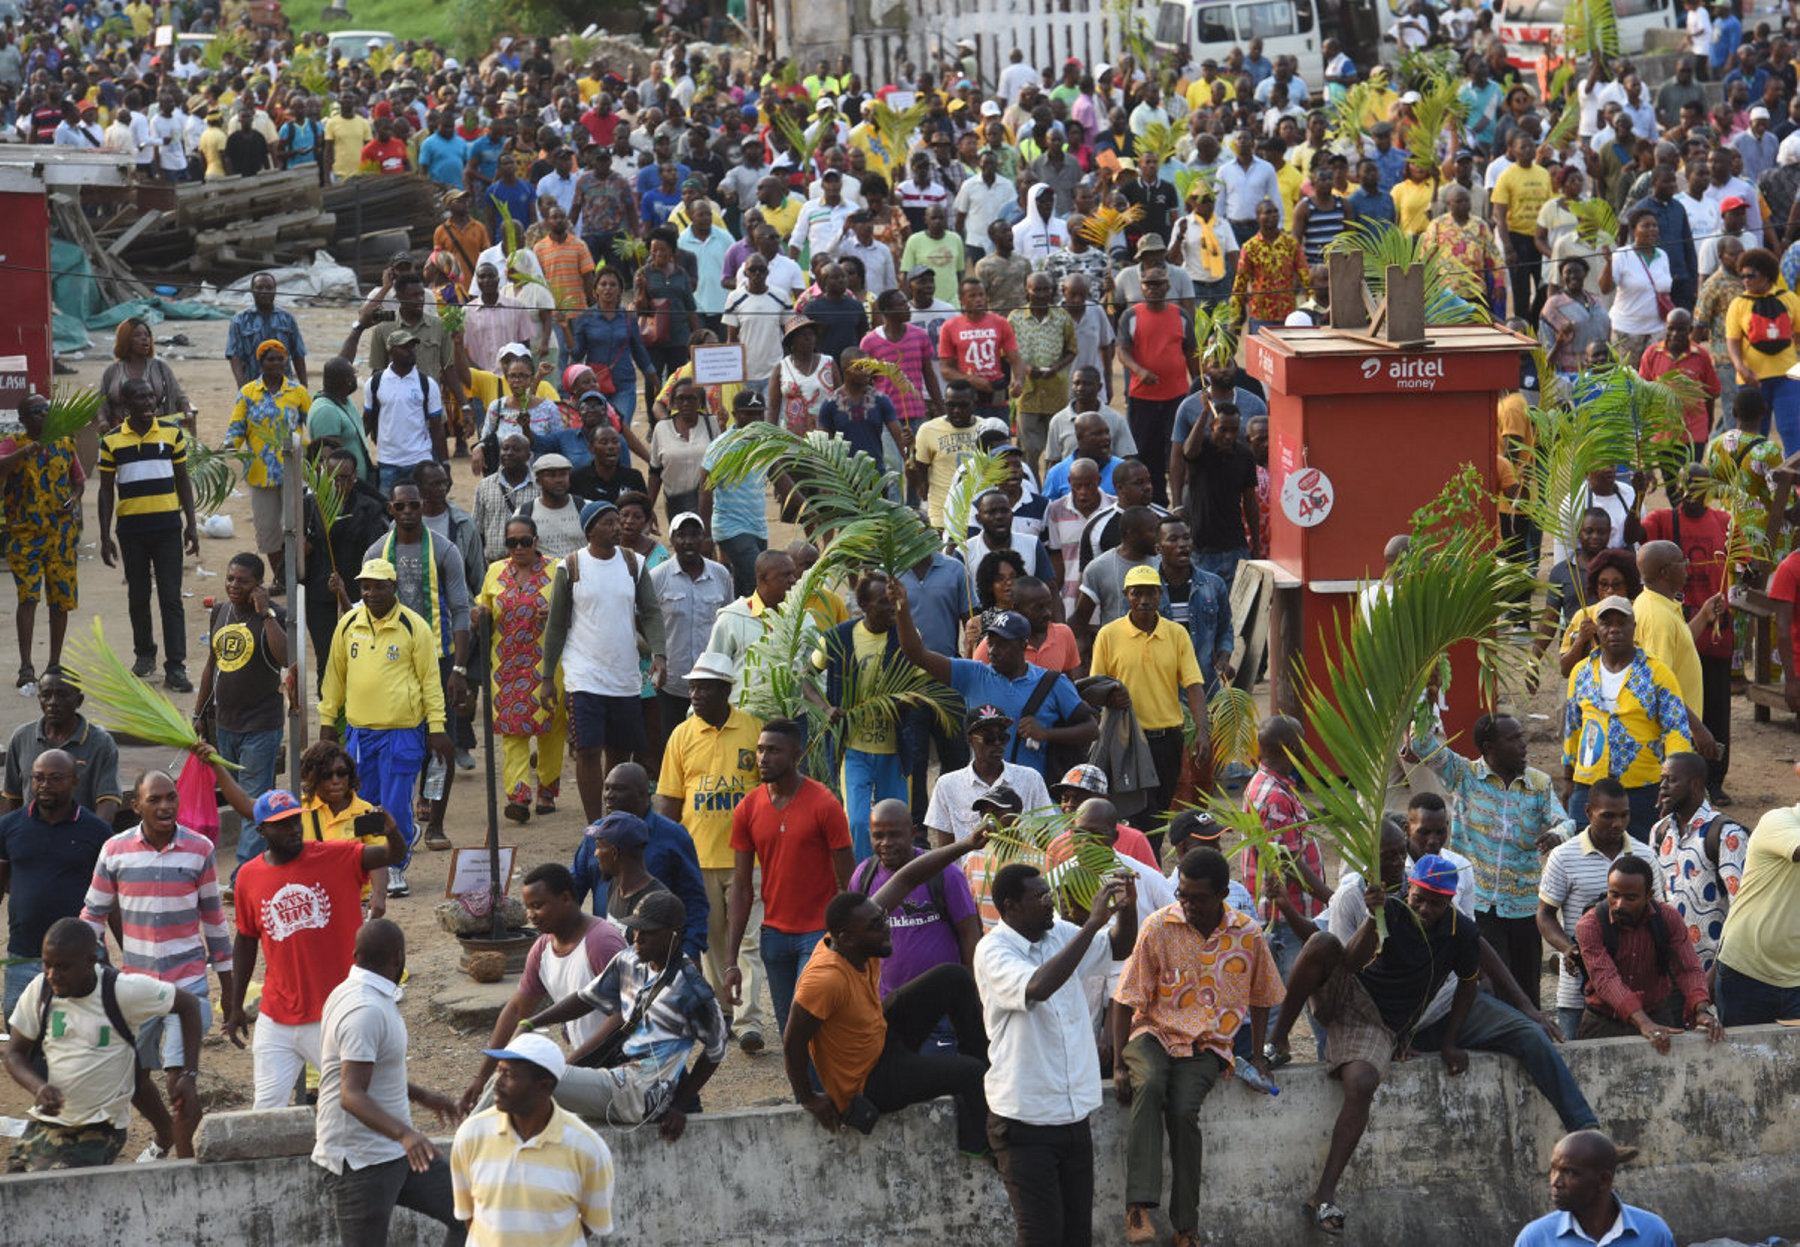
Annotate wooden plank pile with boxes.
[321,174,448,281]
[48,192,155,307]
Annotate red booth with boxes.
[1244,323,1532,744]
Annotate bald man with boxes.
[1633,539,1719,764]
[1513,1131,1668,1246]
[0,748,116,1016]
[847,798,983,997]
[313,918,465,1245]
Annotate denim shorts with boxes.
[134,982,214,1070]
[568,691,647,753]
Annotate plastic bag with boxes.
[176,753,221,847]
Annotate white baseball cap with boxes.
[481,1032,566,1082]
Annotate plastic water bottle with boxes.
[422,756,447,801]
[1233,1056,1280,1096]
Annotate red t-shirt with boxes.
[1637,343,1720,445]
[1641,505,1733,658]
[938,313,1018,386]
[233,839,368,1025]
[1121,302,1194,401]
[1767,550,1800,667]
[730,777,853,934]
[361,137,407,175]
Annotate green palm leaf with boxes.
[64,618,239,764]
[828,507,945,580]
[832,650,961,773]
[38,384,103,446]
[187,442,248,517]
[941,448,1013,569]
[1403,72,1469,171]
[981,805,1124,914]
[1324,220,1486,326]
[1135,120,1178,167]
[869,101,931,166]
[774,112,834,173]
[1207,684,1260,773]
[1328,70,1389,146]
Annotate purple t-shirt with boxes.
[859,849,978,996]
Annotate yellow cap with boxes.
[357,558,398,582]
[1123,565,1163,589]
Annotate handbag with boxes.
[1637,250,1674,320]
[589,341,627,395]
[638,297,671,347]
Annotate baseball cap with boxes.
[578,390,611,406]
[1750,105,1772,121]
[1137,233,1167,252]
[906,265,936,283]
[1594,594,1634,620]
[980,100,1002,116]
[387,328,419,348]
[1167,808,1224,847]
[982,611,1031,641]
[481,1032,566,1082]
[532,452,574,473]
[357,557,398,582]
[621,891,687,931]
[820,167,843,180]
[972,783,1024,814]
[1408,853,1460,897]
[1399,90,1421,104]
[1719,195,1751,212]
[670,511,706,534]
[252,789,304,825]
[580,499,618,531]
[1123,565,1163,589]
[1051,763,1109,798]
[587,811,649,850]
[965,703,1015,732]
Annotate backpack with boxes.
[1575,893,1672,995]
[1701,812,1742,868]
[33,966,137,1062]
[1744,294,1793,356]
[851,856,952,928]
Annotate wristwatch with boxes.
[451,665,469,676]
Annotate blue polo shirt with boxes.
[0,801,116,957]
[1512,1202,1675,1247]
[946,658,1085,777]
[899,554,973,655]
[1042,454,1118,501]
[419,132,469,187]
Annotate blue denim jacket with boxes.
[1163,567,1233,688]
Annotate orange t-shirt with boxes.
[792,940,886,1110]
[974,621,1081,673]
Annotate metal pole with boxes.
[481,615,503,937]
[284,431,307,784]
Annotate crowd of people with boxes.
[6,0,1800,1243]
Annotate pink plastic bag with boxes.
[176,753,221,847]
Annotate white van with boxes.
[1497,0,1677,65]
[1152,0,1321,67]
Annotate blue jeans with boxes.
[1565,782,1660,843]
[1760,375,1800,452]
[610,380,638,421]
[3,959,42,1018]
[345,724,428,870]
[1195,547,1248,589]
[1716,961,1800,1026]
[1558,1006,1586,1042]
[1267,920,1328,1054]
[1413,994,1597,1131]
[218,726,283,872]
[716,532,767,598]
[842,748,908,861]
[379,462,426,492]
[760,925,825,1039]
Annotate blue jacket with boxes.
[1163,567,1234,689]
[572,810,710,960]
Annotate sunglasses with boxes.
[505,534,536,548]
[323,766,351,778]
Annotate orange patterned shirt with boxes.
[1113,902,1284,1064]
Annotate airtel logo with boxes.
[1359,356,1447,389]
[1360,358,1382,380]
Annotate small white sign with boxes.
[691,343,746,386]
[887,91,917,111]
[154,24,174,46]
[445,846,516,900]
[1280,466,1335,528]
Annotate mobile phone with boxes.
[353,810,386,839]
[843,1094,880,1135]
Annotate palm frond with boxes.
[739,561,836,773]
[706,424,898,539]
[187,441,247,516]
[1324,219,1486,326]
[1566,0,1620,59]
[1077,203,1144,249]
[941,448,1013,566]
[774,113,834,174]
[1570,198,1618,247]
[832,650,960,773]
[1329,70,1390,146]
[1208,683,1260,773]
[200,30,249,71]
[869,100,931,166]
[1135,120,1177,166]
[611,234,648,266]
[64,618,238,764]
[982,805,1125,914]
[497,199,523,256]
[439,304,466,335]
[1695,453,1774,590]
[1403,72,1468,171]
[1548,63,1576,101]
[827,507,945,581]
[844,356,914,394]
[1544,95,1581,150]
[39,384,103,445]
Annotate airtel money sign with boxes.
[1359,355,1447,390]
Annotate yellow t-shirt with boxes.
[1493,163,1553,235]
[1276,163,1303,218]
[911,416,984,526]
[325,114,373,182]
[1391,178,1435,235]
[1725,290,1800,380]
[656,706,764,868]
[465,370,559,407]
[1717,806,1800,987]
[303,794,380,900]
[761,194,804,242]
[1090,615,1203,730]
[811,622,897,754]
[198,124,228,180]
[1631,589,1704,711]
[1184,77,1235,111]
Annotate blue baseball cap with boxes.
[252,789,304,825]
[587,811,649,850]
[580,499,618,532]
[982,610,1031,642]
[1408,854,1459,897]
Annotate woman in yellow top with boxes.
[1723,246,1800,451]
[298,740,388,915]
[473,514,565,824]
[1391,161,1437,236]
[1557,549,1642,679]
[224,340,312,591]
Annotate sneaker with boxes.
[135,1143,168,1163]
[1126,1207,1156,1244]
[164,667,194,694]
[1173,1231,1201,1247]
[132,655,156,678]
[423,826,453,851]
[454,748,475,771]
[738,1029,764,1054]
[387,869,409,898]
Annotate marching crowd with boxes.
[7,0,1800,1243]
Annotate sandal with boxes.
[534,799,556,816]
[1305,1201,1347,1236]
[1263,1041,1293,1070]
[503,803,531,824]
[16,663,35,691]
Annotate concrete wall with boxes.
[5,1026,1798,1246]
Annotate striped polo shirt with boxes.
[98,417,188,533]
[451,1104,613,1245]
[80,824,234,987]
